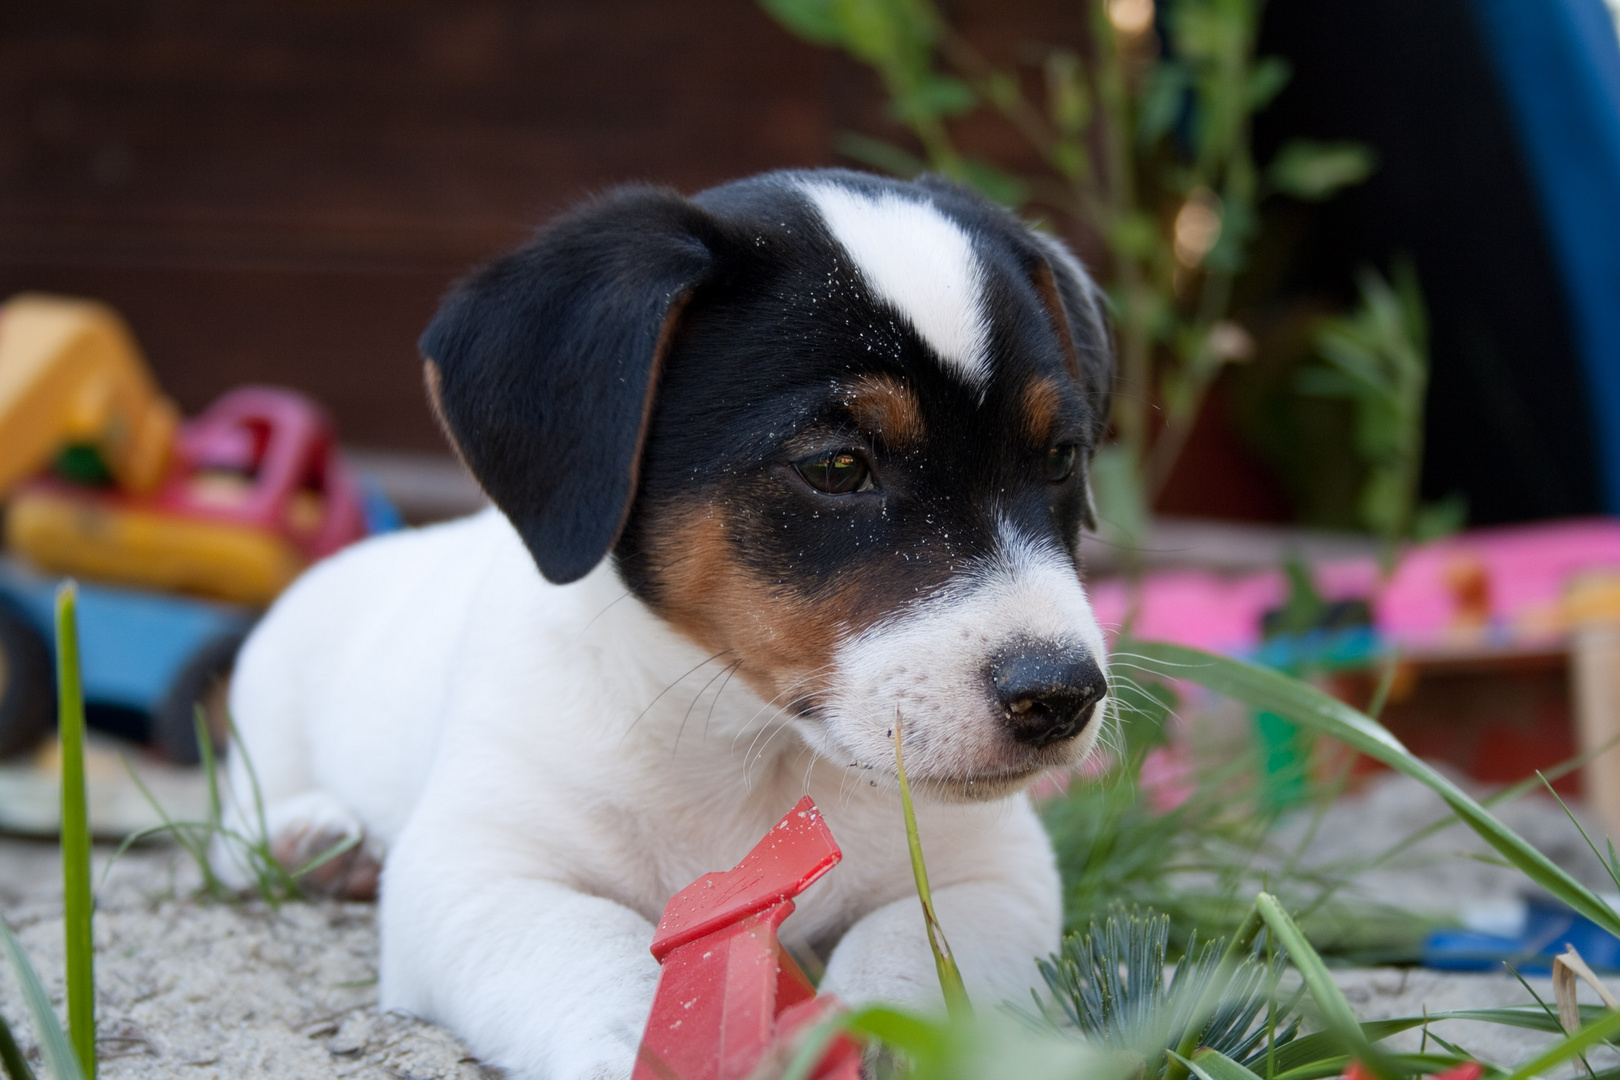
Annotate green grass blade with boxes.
[843,1005,949,1060]
[774,1011,855,1080]
[892,712,972,1020]
[53,585,95,1080]
[192,708,222,829]
[0,1006,38,1080]
[1497,1010,1620,1080]
[1267,1019,1432,1073]
[109,755,212,892]
[1253,893,1396,1079]
[1176,1047,1265,1080]
[1271,1054,1475,1080]
[0,917,86,1080]
[1538,774,1620,894]
[1429,1006,1608,1033]
[289,833,361,880]
[1166,903,1267,1080]
[1123,640,1620,939]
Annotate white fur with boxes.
[219,508,1081,1080]
[800,182,992,394]
[818,520,1109,796]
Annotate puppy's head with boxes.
[422,170,1113,801]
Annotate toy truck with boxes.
[0,293,378,763]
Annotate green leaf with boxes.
[1089,444,1150,555]
[1268,140,1376,201]
[892,714,972,1020]
[1247,57,1293,109]
[1108,212,1161,260]
[760,0,846,45]
[55,585,95,1080]
[0,917,87,1080]
[1266,1019,1432,1073]
[1139,60,1191,145]
[958,158,1029,208]
[1123,640,1620,941]
[1177,1047,1264,1080]
[1253,894,1394,1075]
[0,1006,37,1080]
[835,131,925,177]
[845,1005,948,1059]
[1499,1010,1620,1080]
[1411,494,1467,542]
[776,1011,858,1080]
[890,74,977,122]
[1044,49,1090,135]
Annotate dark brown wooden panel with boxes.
[0,0,1103,456]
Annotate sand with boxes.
[0,841,490,1079]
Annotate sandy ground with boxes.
[0,773,1617,1079]
[0,842,490,1079]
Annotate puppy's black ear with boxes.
[1029,235,1114,532]
[421,187,717,584]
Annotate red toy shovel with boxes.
[632,796,863,1080]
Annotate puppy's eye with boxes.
[1045,444,1079,483]
[794,451,872,494]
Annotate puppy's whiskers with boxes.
[673,658,744,756]
[620,648,735,747]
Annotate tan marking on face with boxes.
[1022,376,1067,445]
[845,374,925,449]
[1031,261,1081,381]
[642,502,869,707]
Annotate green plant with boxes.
[1121,639,1620,940]
[0,585,98,1080]
[1041,673,1435,960]
[1298,261,1465,568]
[783,888,1620,1080]
[759,0,1373,562]
[111,708,356,908]
[1028,909,1301,1079]
[893,711,972,1020]
[54,586,94,1080]
[0,916,86,1080]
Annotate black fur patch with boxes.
[421,170,1113,613]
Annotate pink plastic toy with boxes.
[633,797,863,1080]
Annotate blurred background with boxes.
[3,0,1617,529]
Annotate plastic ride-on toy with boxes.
[635,797,863,1080]
[0,292,378,765]
[7,385,367,606]
[0,293,178,500]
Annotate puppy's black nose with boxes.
[990,643,1108,748]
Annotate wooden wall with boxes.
[0,1,1084,452]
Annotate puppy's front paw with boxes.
[264,790,383,900]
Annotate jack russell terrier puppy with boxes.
[219,168,1114,1079]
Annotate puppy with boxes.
[219,168,1113,1080]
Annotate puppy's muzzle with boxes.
[990,641,1109,748]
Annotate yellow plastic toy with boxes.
[0,293,179,500]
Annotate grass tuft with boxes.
[53,585,95,1080]
[892,708,972,1020]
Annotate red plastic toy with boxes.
[7,385,367,605]
[634,797,864,1080]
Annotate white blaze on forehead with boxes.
[800,181,992,393]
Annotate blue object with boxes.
[1471,0,1620,511]
[358,476,405,535]
[1250,625,1382,674]
[1424,895,1620,973]
[0,557,255,719]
